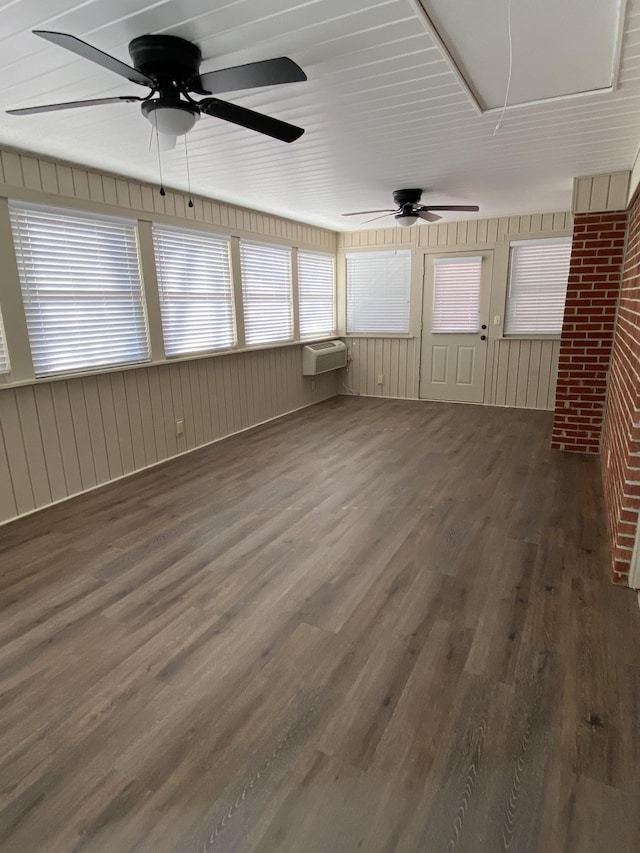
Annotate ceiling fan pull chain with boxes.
[184,135,194,208]
[154,115,166,197]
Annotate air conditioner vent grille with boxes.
[302,339,346,375]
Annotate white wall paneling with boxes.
[572,171,630,213]
[487,339,560,409]
[0,149,337,252]
[338,212,572,409]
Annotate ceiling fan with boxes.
[343,189,480,226]
[7,31,307,149]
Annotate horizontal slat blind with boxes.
[240,241,292,345]
[346,250,411,334]
[432,256,482,334]
[153,225,235,356]
[10,202,148,377]
[0,312,8,374]
[505,238,572,335]
[298,250,335,338]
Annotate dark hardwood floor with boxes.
[1,396,639,853]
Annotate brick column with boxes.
[551,212,628,453]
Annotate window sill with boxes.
[343,333,415,339]
[0,335,340,390]
[501,334,561,341]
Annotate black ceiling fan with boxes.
[343,188,480,226]
[7,31,307,148]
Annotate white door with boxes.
[419,251,493,403]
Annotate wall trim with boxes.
[337,391,554,411]
[0,394,337,529]
[0,335,339,392]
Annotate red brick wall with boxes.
[551,212,628,453]
[601,190,640,584]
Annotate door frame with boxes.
[418,248,495,403]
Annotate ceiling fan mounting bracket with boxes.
[128,35,202,85]
[393,188,423,207]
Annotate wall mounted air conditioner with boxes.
[302,340,347,375]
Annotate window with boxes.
[240,241,292,345]
[505,238,572,336]
[432,256,482,333]
[297,250,335,338]
[153,225,235,356]
[346,250,411,334]
[10,203,148,377]
[0,310,8,374]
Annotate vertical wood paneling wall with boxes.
[337,212,572,407]
[0,149,336,251]
[0,348,336,523]
[0,148,338,524]
[572,171,630,214]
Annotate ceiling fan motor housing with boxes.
[131,36,203,136]
[128,35,202,84]
[393,188,423,207]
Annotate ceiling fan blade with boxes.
[417,210,442,223]
[361,212,394,225]
[34,30,154,87]
[193,57,306,96]
[420,205,480,212]
[341,209,395,216]
[7,95,143,115]
[199,97,304,143]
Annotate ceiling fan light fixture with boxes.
[142,100,199,136]
[395,213,418,227]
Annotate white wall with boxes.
[0,148,338,524]
[337,211,573,407]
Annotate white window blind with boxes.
[505,238,572,336]
[0,311,8,374]
[153,225,235,356]
[10,203,148,377]
[432,256,482,334]
[346,250,411,334]
[240,241,292,345]
[298,250,335,338]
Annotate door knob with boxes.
[480,335,486,340]
[481,324,487,330]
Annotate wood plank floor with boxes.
[1,396,640,853]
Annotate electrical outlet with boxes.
[377,374,385,385]
[493,315,501,325]
[175,418,185,437]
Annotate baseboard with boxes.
[0,394,337,528]
[337,391,554,411]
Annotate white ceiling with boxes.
[423,0,625,109]
[0,0,639,230]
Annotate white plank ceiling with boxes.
[0,0,638,229]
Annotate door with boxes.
[419,250,493,403]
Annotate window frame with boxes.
[297,249,336,340]
[431,255,483,335]
[345,249,412,335]
[153,222,236,358]
[9,200,150,379]
[0,307,9,375]
[504,237,572,339]
[239,239,294,347]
